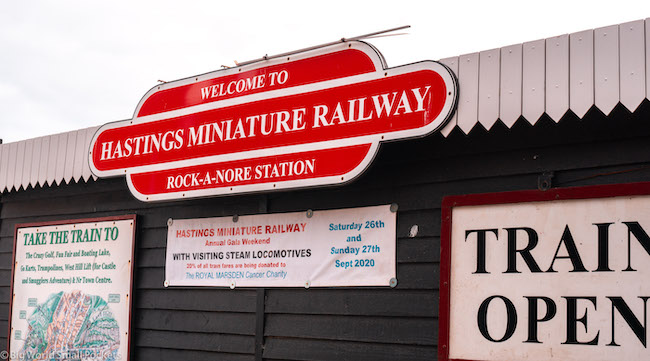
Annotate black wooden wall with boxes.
[2,102,650,360]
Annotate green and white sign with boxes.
[9,216,136,361]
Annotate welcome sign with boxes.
[440,184,650,361]
[89,41,457,201]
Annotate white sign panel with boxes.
[445,193,650,361]
[166,205,396,287]
[9,216,135,361]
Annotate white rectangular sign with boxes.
[445,192,650,361]
[9,216,136,361]
[165,205,396,287]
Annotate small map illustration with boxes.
[19,291,120,361]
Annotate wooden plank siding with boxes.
[1,102,650,360]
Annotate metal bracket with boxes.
[538,171,554,191]
[237,26,410,67]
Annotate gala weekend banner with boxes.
[165,205,396,288]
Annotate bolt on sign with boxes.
[88,41,458,201]
[439,183,650,361]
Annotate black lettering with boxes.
[563,296,599,345]
[594,222,614,272]
[525,296,557,343]
[547,225,587,273]
[477,295,518,342]
[465,229,498,274]
[505,227,542,273]
[623,221,650,272]
[607,296,649,347]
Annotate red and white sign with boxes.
[89,41,457,201]
[440,183,650,361]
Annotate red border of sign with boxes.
[438,181,650,361]
[8,214,137,361]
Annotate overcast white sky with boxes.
[1,0,648,143]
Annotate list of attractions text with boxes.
[10,218,135,361]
